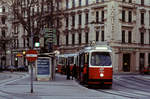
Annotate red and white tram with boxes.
[76,44,113,87]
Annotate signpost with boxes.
[26,50,38,93]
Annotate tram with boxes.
[76,43,113,87]
[56,55,65,73]
[57,54,77,74]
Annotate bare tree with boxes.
[10,0,53,49]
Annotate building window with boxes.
[101,10,104,22]
[149,30,150,44]
[141,0,144,5]
[72,0,75,8]
[140,53,145,71]
[102,0,104,2]
[101,31,104,41]
[2,30,5,37]
[85,13,89,24]
[79,0,82,7]
[148,53,150,65]
[122,10,125,22]
[141,32,144,44]
[96,0,99,3]
[122,30,125,43]
[128,11,132,23]
[66,17,69,27]
[128,31,132,43]
[66,0,69,9]
[96,31,99,41]
[96,11,99,23]
[79,33,82,44]
[141,12,144,25]
[72,15,75,27]
[57,18,59,27]
[122,0,125,2]
[149,11,150,26]
[86,0,88,5]
[85,32,89,44]
[1,17,5,24]
[57,35,60,46]
[56,1,60,10]
[2,6,5,12]
[79,14,82,25]
[129,0,132,3]
[66,34,69,45]
[72,34,75,45]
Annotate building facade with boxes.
[0,0,13,69]
[55,0,150,73]
[0,0,54,69]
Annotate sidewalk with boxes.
[0,73,124,99]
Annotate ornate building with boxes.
[0,0,13,69]
[0,0,54,69]
[55,0,150,73]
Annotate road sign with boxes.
[26,50,38,62]
[16,53,23,57]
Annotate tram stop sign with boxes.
[26,50,38,62]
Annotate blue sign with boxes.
[37,58,50,75]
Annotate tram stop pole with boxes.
[30,63,33,93]
[26,50,38,93]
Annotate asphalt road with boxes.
[94,74,150,99]
[0,72,150,99]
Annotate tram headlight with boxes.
[100,73,104,77]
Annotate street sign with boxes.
[26,50,38,62]
[16,53,23,57]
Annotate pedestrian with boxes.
[66,61,70,80]
[71,64,77,80]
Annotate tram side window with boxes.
[81,54,84,68]
[68,57,74,64]
[91,52,112,66]
[59,57,64,64]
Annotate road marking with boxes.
[0,73,29,87]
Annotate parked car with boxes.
[7,65,17,72]
[142,66,150,74]
[17,65,28,72]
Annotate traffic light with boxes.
[33,37,40,47]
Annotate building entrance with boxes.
[123,53,130,72]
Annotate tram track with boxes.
[111,77,150,97]
[97,89,138,99]
[114,76,150,92]
[92,75,150,99]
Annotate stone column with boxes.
[145,53,149,67]
[135,52,140,72]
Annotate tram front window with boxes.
[91,52,111,66]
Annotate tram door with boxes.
[123,54,130,72]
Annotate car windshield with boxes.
[90,52,111,66]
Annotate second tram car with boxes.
[57,55,65,74]
[57,54,77,75]
[76,44,113,87]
